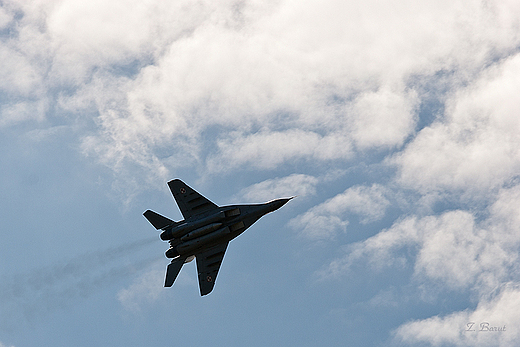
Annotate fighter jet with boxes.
[143,179,292,296]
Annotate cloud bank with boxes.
[4,0,519,179]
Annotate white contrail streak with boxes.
[0,237,159,330]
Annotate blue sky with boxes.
[1,1,520,346]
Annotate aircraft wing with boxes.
[195,242,229,296]
[168,179,218,219]
[164,256,186,287]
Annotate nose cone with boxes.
[268,197,294,212]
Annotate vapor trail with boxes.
[0,237,160,330]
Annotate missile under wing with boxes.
[144,179,292,296]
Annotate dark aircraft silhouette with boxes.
[144,179,292,296]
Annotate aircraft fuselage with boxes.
[163,199,290,259]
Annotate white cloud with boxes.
[1,0,517,187]
[290,184,390,240]
[395,284,520,347]
[322,184,520,292]
[7,0,514,177]
[0,44,42,96]
[338,184,391,224]
[33,0,220,84]
[321,216,419,276]
[237,173,318,202]
[0,6,13,29]
[0,26,47,126]
[349,86,419,150]
[207,130,353,171]
[393,53,520,198]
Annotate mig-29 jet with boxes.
[144,179,292,296]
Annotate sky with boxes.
[1,0,520,346]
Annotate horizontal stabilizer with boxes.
[165,257,185,287]
[143,210,174,230]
